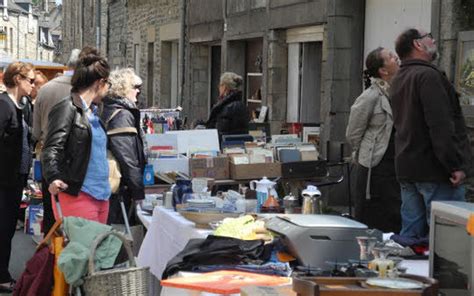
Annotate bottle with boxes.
[143,164,155,185]
[261,188,281,213]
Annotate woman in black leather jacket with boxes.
[100,68,146,224]
[206,72,249,141]
[41,47,112,224]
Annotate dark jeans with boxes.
[399,182,465,238]
[353,158,402,233]
[0,183,23,282]
[41,179,55,235]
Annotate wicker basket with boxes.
[82,231,150,296]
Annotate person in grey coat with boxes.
[346,47,401,232]
[31,48,80,235]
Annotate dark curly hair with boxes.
[71,46,110,92]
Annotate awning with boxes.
[0,55,65,69]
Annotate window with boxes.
[245,38,263,121]
[147,42,154,107]
[0,26,6,50]
[160,41,179,108]
[287,38,322,124]
[9,28,13,54]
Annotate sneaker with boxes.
[31,235,43,245]
[0,280,15,293]
[16,220,24,231]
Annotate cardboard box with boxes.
[189,156,229,179]
[230,161,281,180]
[149,154,189,175]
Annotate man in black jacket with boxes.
[391,28,472,238]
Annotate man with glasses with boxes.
[390,28,472,238]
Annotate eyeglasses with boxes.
[133,85,142,90]
[417,32,433,40]
[20,74,35,85]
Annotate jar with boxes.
[301,185,322,214]
[283,193,298,214]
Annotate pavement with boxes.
[0,230,36,296]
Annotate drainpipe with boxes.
[178,0,186,107]
[81,0,85,47]
[96,0,101,49]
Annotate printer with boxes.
[265,214,381,269]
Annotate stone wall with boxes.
[184,43,209,125]
[107,0,128,68]
[266,29,288,134]
[126,0,181,107]
[61,0,107,63]
[434,0,474,201]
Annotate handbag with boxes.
[108,151,122,194]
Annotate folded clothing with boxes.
[162,235,272,279]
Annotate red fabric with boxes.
[51,191,109,223]
[13,246,54,296]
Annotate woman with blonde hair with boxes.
[100,68,146,224]
[0,62,35,292]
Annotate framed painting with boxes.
[455,31,474,105]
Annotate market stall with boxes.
[134,119,440,295]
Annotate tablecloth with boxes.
[136,206,212,280]
[136,205,152,229]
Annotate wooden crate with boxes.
[292,274,438,296]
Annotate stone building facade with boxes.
[125,0,181,107]
[184,0,365,155]
[61,0,107,64]
[1,0,39,60]
[60,0,474,205]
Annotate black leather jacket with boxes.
[41,93,97,196]
[101,96,146,200]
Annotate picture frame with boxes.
[255,106,268,123]
[302,126,320,145]
[455,31,474,106]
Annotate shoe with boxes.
[0,280,15,293]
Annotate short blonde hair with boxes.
[220,72,243,91]
[107,68,142,98]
